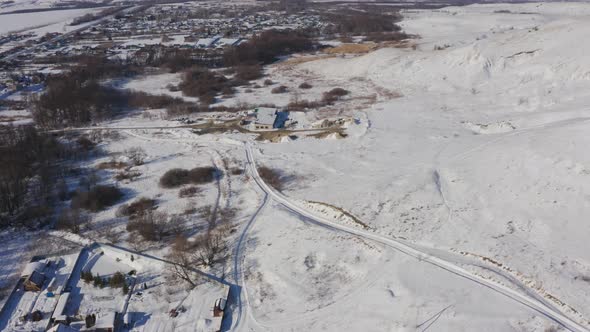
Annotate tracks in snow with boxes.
[243,142,589,332]
[63,125,588,331]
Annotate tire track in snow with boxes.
[244,142,589,332]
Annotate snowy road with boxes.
[52,126,588,331]
[242,142,589,332]
[231,182,269,331]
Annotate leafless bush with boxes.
[165,226,230,287]
[97,160,128,170]
[116,197,156,219]
[114,170,141,182]
[339,35,353,43]
[287,99,324,111]
[224,29,316,66]
[258,166,283,191]
[126,91,188,109]
[235,64,264,82]
[159,169,190,188]
[126,210,169,241]
[322,87,349,104]
[77,136,96,152]
[159,167,216,188]
[323,9,403,35]
[364,31,409,42]
[71,185,123,212]
[179,186,200,198]
[57,208,90,233]
[125,147,147,166]
[189,167,217,184]
[271,85,288,94]
[179,67,233,103]
[230,167,244,175]
[298,82,312,89]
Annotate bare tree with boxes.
[125,147,147,166]
[166,236,203,288]
[57,208,90,234]
[165,228,229,288]
[127,210,169,241]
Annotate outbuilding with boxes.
[23,270,45,292]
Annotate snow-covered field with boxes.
[246,2,590,328]
[0,8,100,35]
[3,2,590,331]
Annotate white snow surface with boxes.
[3,2,590,332]
[0,8,100,35]
[242,2,590,329]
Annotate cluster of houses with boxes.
[0,71,45,99]
[9,251,118,332]
[0,243,231,332]
[93,3,325,39]
[1,0,332,69]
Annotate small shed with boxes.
[95,311,116,332]
[23,270,45,292]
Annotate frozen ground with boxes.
[0,8,100,35]
[240,202,557,331]
[248,1,590,327]
[2,2,590,331]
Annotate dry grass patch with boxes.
[307,200,371,230]
[307,128,348,139]
[323,43,378,55]
[255,130,298,143]
[257,166,284,191]
[97,160,128,170]
[278,54,336,67]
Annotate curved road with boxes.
[242,142,588,332]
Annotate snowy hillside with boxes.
[2,2,590,331]
[249,2,590,328]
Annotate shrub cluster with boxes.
[0,125,74,228]
[82,271,128,294]
[178,67,235,106]
[299,82,313,89]
[71,185,123,212]
[257,166,283,191]
[159,167,216,188]
[322,87,349,104]
[235,64,264,81]
[179,186,200,198]
[126,210,173,241]
[116,197,156,219]
[32,60,191,128]
[271,85,288,94]
[286,87,349,111]
[114,170,141,182]
[323,10,403,35]
[224,29,316,66]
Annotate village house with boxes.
[21,261,47,292]
[244,107,290,131]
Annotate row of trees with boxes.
[323,8,403,35]
[0,125,71,227]
[32,67,192,129]
[224,29,316,66]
